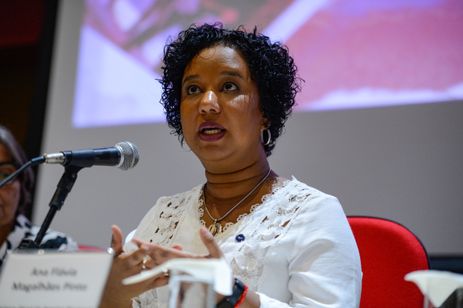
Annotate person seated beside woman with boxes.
[102,23,362,307]
[0,125,77,269]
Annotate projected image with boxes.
[73,0,463,128]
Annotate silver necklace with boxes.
[203,169,272,235]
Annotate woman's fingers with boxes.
[110,225,124,256]
[136,242,194,266]
[117,248,148,274]
[136,228,222,265]
[102,233,175,306]
[172,244,183,251]
[148,275,170,288]
[199,227,223,258]
[102,251,169,306]
[125,228,222,276]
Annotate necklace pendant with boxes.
[208,222,222,236]
[215,222,222,234]
[208,223,217,235]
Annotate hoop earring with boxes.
[261,128,272,146]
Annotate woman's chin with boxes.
[191,144,231,161]
[198,152,232,166]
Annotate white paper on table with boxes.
[122,258,233,296]
[405,270,463,307]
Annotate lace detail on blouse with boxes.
[198,177,288,236]
[148,192,198,247]
[220,178,314,289]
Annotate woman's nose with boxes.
[199,90,220,114]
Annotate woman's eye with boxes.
[222,82,238,92]
[186,85,201,95]
[0,172,13,181]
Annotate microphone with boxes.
[43,141,139,170]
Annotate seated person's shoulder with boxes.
[17,215,78,251]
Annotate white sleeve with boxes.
[258,196,362,307]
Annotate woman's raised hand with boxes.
[133,227,223,265]
[99,225,170,308]
[100,226,226,308]
[131,227,227,305]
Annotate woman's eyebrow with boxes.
[182,74,199,84]
[182,70,245,84]
[221,70,245,79]
[0,161,15,167]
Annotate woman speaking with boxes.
[102,23,361,308]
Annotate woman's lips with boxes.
[198,122,226,141]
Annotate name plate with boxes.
[0,250,113,308]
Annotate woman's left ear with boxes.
[261,118,270,129]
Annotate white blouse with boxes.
[130,177,362,307]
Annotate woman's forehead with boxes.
[184,45,250,79]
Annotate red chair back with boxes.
[348,216,429,308]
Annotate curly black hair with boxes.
[159,23,301,156]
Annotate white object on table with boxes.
[123,257,233,296]
[405,270,463,307]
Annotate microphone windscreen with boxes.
[116,141,139,170]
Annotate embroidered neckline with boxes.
[198,177,288,236]
[202,169,271,235]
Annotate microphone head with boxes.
[115,141,139,170]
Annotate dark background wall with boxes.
[0,0,56,218]
[0,1,50,157]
